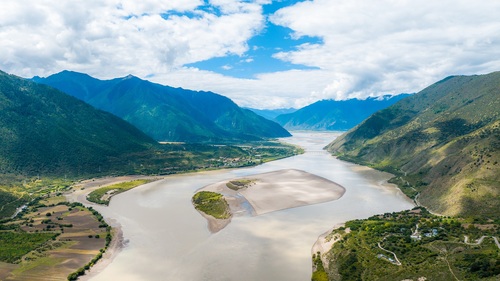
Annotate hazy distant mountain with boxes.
[246,108,297,120]
[275,95,410,131]
[0,70,156,176]
[327,72,500,219]
[34,71,290,142]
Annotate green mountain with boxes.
[33,71,291,142]
[326,72,500,219]
[275,95,410,131]
[0,70,156,176]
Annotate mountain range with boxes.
[327,72,500,219]
[274,95,410,131]
[0,70,156,176]
[33,71,290,143]
[246,107,297,120]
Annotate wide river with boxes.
[86,132,414,281]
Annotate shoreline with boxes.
[309,161,417,278]
[194,169,346,231]
[64,175,164,280]
[311,223,346,272]
[78,220,125,281]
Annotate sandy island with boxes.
[196,169,346,232]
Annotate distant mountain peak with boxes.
[34,71,291,142]
[123,74,138,80]
[274,93,410,131]
[0,69,155,176]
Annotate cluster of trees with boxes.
[192,191,230,219]
[324,207,500,280]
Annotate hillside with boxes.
[0,70,155,176]
[275,95,409,131]
[34,71,291,142]
[326,72,500,219]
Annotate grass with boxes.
[192,191,231,219]
[0,190,30,219]
[226,179,254,191]
[0,232,56,263]
[322,207,500,280]
[86,179,153,205]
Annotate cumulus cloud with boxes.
[1,0,500,109]
[0,0,264,77]
[269,0,500,101]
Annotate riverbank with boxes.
[316,207,500,280]
[64,175,164,278]
[78,220,125,281]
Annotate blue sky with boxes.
[186,23,321,78]
[186,0,322,78]
[1,0,500,109]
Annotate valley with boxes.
[0,69,302,279]
[59,132,414,281]
[2,1,499,280]
[0,140,301,280]
[0,68,498,280]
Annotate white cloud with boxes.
[0,0,264,77]
[269,0,500,101]
[1,0,500,109]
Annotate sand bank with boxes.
[196,169,346,231]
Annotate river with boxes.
[85,131,414,281]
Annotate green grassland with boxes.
[226,179,254,191]
[0,232,56,263]
[87,179,154,205]
[317,207,500,280]
[192,191,231,219]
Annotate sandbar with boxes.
[196,169,345,231]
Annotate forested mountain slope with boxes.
[0,70,155,176]
[34,71,290,142]
[327,72,500,218]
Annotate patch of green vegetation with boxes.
[226,179,254,191]
[87,179,154,205]
[0,190,30,219]
[312,251,329,281]
[192,191,231,219]
[387,177,420,199]
[0,177,73,219]
[323,207,500,280]
[0,232,56,263]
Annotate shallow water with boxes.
[88,131,414,281]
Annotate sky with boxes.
[1,0,500,109]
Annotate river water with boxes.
[88,132,414,281]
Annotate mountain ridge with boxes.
[33,71,291,142]
[0,70,156,176]
[326,71,500,219]
[274,94,410,131]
